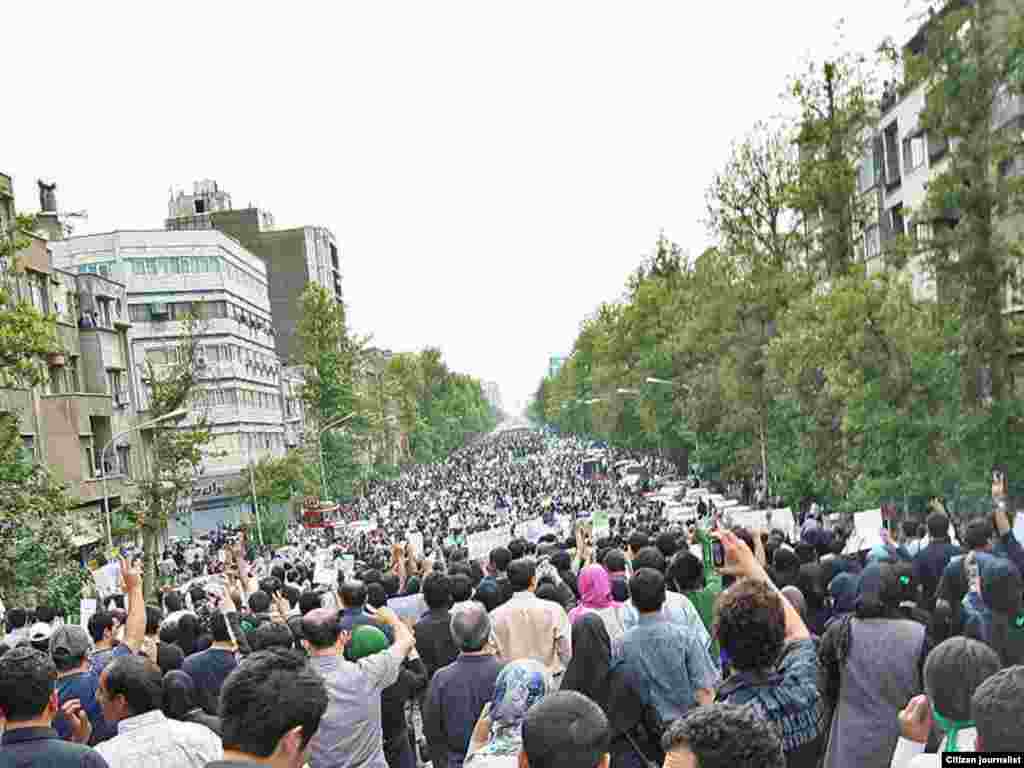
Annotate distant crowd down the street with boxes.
[3,423,1024,768]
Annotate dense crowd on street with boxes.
[3,426,1024,768]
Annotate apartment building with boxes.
[1,173,141,552]
[165,179,343,364]
[50,228,287,533]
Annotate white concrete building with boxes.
[51,229,287,532]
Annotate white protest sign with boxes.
[844,509,885,554]
[91,561,121,598]
[387,593,428,623]
[313,566,337,586]
[407,531,424,554]
[79,599,97,629]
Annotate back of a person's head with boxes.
[668,552,704,592]
[450,573,473,603]
[508,539,528,559]
[422,573,452,611]
[380,573,400,597]
[259,577,282,597]
[927,511,950,539]
[298,590,322,616]
[633,546,666,574]
[340,580,368,609]
[602,549,627,573]
[716,579,785,671]
[925,637,1001,724]
[249,590,272,614]
[0,647,56,722]
[281,585,300,609]
[522,691,610,768]
[88,611,114,643]
[490,547,512,573]
[7,608,27,629]
[964,517,994,550]
[662,702,785,768]
[473,580,503,612]
[508,558,537,591]
[145,605,164,636]
[902,520,919,539]
[162,669,198,720]
[628,531,649,553]
[655,532,679,559]
[248,622,295,652]
[163,591,184,613]
[365,583,388,609]
[104,656,164,717]
[972,665,1024,752]
[451,602,491,652]
[220,648,329,759]
[550,550,572,572]
[628,568,666,613]
[300,609,341,650]
[34,606,56,625]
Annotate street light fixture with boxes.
[100,408,189,550]
[646,377,692,390]
[318,411,358,502]
[616,388,641,396]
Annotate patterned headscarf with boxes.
[480,659,552,757]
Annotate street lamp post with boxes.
[100,408,189,550]
[318,412,358,502]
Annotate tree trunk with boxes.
[142,523,159,600]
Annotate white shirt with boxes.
[889,729,977,768]
[96,709,222,768]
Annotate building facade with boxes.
[1,173,141,553]
[50,229,287,534]
[165,180,343,364]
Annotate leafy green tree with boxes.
[227,450,309,548]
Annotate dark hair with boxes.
[972,666,1024,752]
[88,611,115,643]
[508,539,528,560]
[924,637,1000,724]
[902,520,919,539]
[104,656,163,716]
[164,592,183,613]
[629,568,666,614]
[422,573,452,610]
[162,670,199,720]
[473,580,503,613]
[522,691,610,768]
[536,583,561,603]
[300,611,340,649]
[176,613,200,656]
[249,622,295,652]
[145,605,164,636]
[249,591,272,614]
[210,611,232,643]
[220,649,328,757]
[926,511,950,539]
[489,548,509,573]
[508,558,537,591]
[35,606,56,624]
[550,551,572,572]
[964,517,994,550]
[282,585,301,609]
[662,702,785,768]
[366,583,388,609]
[298,591,322,616]
[656,532,680,559]
[7,608,28,630]
[380,573,400,598]
[259,578,282,596]
[340,581,368,609]
[0,647,56,721]
[628,532,649,553]
[715,580,785,671]
[633,546,666,574]
[601,549,627,573]
[450,574,473,603]
[668,552,704,593]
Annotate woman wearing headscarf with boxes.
[818,563,928,768]
[568,564,626,645]
[346,625,428,768]
[929,558,969,646]
[824,572,859,630]
[162,670,222,736]
[464,659,552,768]
[562,614,663,768]
[890,637,1001,766]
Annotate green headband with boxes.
[932,706,974,753]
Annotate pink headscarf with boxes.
[569,564,619,623]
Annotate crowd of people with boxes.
[2,427,1024,768]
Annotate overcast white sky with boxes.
[5,1,920,415]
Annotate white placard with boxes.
[313,567,337,587]
[387,593,428,623]
[853,509,883,533]
[92,561,121,598]
[79,599,97,629]
[406,531,424,554]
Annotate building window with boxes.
[904,135,926,172]
[915,223,933,243]
[889,204,906,239]
[117,445,131,477]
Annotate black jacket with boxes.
[414,609,460,679]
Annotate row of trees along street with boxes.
[529,4,1024,521]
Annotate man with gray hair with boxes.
[423,602,504,768]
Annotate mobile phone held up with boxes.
[712,540,725,569]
